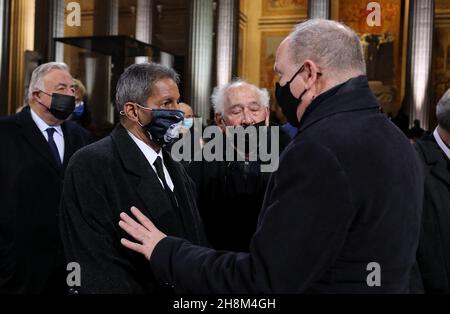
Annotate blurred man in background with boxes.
[409,119,426,143]
[69,79,92,130]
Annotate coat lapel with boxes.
[163,149,204,243]
[61,122,76,171]
[431,164,450,188]
[417,134,450,188]
[16,107,61,175]
[111,124,174,221]
[421,137,450,188]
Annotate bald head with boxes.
[178,102,194,118]
[284,19,366,79]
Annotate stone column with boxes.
[135,0,153,64]
[308,0,330,19]
[88,0,119,125]
[406,0,435,130]
[93,0,119,35]
[216,0,239,87]
[188,0,214,122]
[8,0,35,113]
[0,0,10,115]
[52,0,65,62]
[34,0,65,63]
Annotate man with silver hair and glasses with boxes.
[415,89,450,294]
[118,19,423,293]
[187,80,290,252]
[0,62,90,294]
[59,63,206,294]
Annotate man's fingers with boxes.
[120,212,141,229]
[119,220,145,242]
[130,206,156,231]
[120,238,146,256]
[120,212,150,235]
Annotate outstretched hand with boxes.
[119,207,167,260]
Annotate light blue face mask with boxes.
[183,118,194,129]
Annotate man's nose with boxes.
[242,112,254,126]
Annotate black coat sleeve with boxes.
[59,151,144,294]
[149,140,355,293]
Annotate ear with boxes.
[265,107,270,127]
[215,113,226,131]
[123,102,139,122]
[33,91,42,102]
[303,60,320,90]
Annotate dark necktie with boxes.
[46,128,62,167]
[153,156,178,209]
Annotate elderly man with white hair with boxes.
[0,62,90,294]
[211,79,270,129]
[186,79,290,252]
[117,19,423,293]
[415,89,450,294]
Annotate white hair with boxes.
[211,79,270,115]
[289,19,366,76]
[437,89,450,132]
[28,62,70,98]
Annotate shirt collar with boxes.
[127,130,163,166]
[434,128,450,161]
[30,108,63,136]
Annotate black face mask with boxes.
[137,106,185,147]
[37,91,76,121]
[275,65,308,128]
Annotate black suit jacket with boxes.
[59,124,206,294]
[415,133,450,293]
[149,76,424,294]
[0,107,91,294]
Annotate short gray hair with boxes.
[28,62,70,97]
[115,63,180,113]
[211,79,270,115]
[289,19,366,75]
[437,89,450,132]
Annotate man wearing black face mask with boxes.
[187,80,290,252]
[115,20,424,294]
[59,63,206,294]
[0,62,91,294]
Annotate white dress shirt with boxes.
[434,128,450,161]
[127,131,175,191]
[30,108,65,162]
